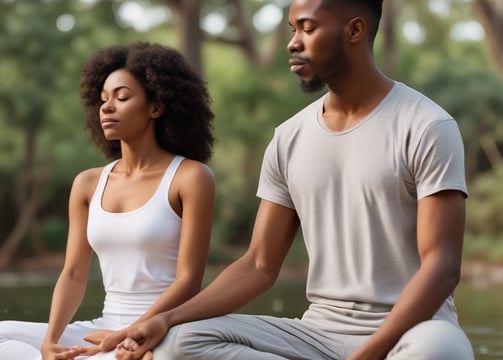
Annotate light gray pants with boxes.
[151,314,474,360]
[86,314,474,359]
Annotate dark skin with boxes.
[40,69,215,360]
[290,1,465,359]
[89,1,466,359]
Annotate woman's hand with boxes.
[67,329,128,356]
[83,329,118,347]
[41,342,84,360]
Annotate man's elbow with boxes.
[438,256,462,290]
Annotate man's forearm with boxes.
[162,253,278,328]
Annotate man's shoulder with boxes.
[391,82,452,121]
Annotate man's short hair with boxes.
[320,0,384,41]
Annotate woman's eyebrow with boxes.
[102,85,133,93]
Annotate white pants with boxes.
[0,317,123,360]
[95,314,474,360]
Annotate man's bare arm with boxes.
[103,199,300,358]
[348,190,466,360]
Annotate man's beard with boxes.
[300,76,325,93]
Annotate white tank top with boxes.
[87,155,184,326]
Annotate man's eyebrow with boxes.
[289,17,313,27]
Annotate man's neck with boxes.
[322,72,394,132]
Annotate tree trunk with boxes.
[474,0,503,72]
[0,126,49,269]
[480,134,503,169]
[260,5,289,68]
[0,194,38,269]
[167,0,203,75]
[226,0,257,62]
[0,175,49,269]
[382,0,397,77]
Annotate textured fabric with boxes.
[87,155,184,325]
[125,314,472,360]
[257,82,467,334]
[83,83,474,360]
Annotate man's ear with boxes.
[150,101,164,119]
[347,17,367,43]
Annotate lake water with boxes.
[1,274,502,359]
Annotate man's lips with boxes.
[289,58,307,73]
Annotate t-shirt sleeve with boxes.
[413,119,468,199]
[256,131,295,209]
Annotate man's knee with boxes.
[154,320,216,359]
[387,320,474,360]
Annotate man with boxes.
[93,0,474,358]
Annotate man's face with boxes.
[287,0,350,93]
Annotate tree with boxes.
[165,0,203,74]
[0,0,77,268]
[474,0,503,72]
[0,0,134,268]
[381,0,398,77]
[158,0,290,75]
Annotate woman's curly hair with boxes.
[80,41,214,163]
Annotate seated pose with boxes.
[85,1,474,359]
[0,41,215,360]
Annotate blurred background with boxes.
[1,0,502,358]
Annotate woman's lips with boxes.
[101,118,119,128]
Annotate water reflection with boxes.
[242,281,503,360]
[1,276,502,359]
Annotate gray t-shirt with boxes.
[257,82,468,334]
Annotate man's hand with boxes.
[114,314,169,360]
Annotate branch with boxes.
[225,0,257,62]
[480,134,503,169]
[259,6,289,68]
[474,0,503,72]
[0,166,51,270]
[165,0,182,11]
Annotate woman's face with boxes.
[100,69,157,141]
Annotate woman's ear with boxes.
[150,101,164,119]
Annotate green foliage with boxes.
[465,164,503,263]
[388,45,503,264]
[464,233,503,264]
[0,0,140,249]
[416,61,503,181]
[1,0,502,264]
[205,43,317,245]
[42,217,68,251]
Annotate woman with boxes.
[0,41,215,360]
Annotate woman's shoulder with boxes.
[71,166,107,200]
[174,158,215,190]
[74,166,105,183]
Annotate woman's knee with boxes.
[0,321,18,340]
